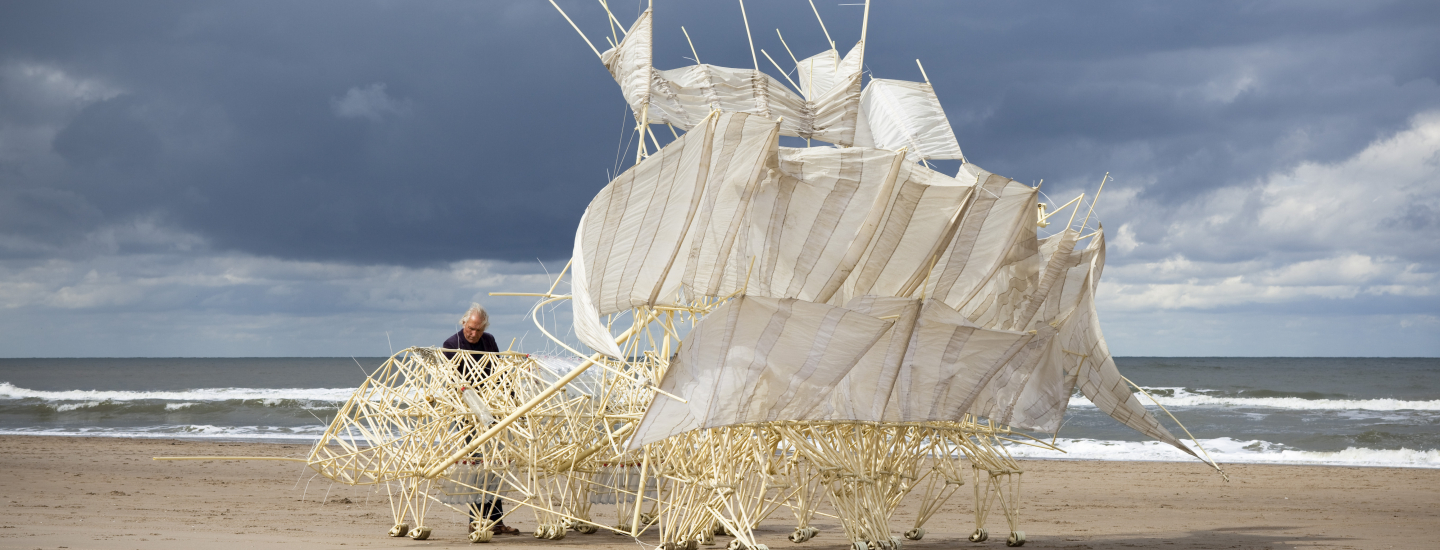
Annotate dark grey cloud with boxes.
[2,0,1437,268]
[2,1,1438,357]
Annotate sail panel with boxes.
[745,146,904,302]
[572,112,777,356]
[837,161,975,303]
[854,79,965,162]
[928,165,1039,311]
[884,299,1034,422]
[1061,234,1197,457]
[815,296,922,421]
[628,295,894,448]
[600,11,863,146]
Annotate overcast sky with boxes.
[1,0,1436,357]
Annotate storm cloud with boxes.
[1,0,1437,356]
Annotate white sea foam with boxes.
[1007,437,1440,468]
[0,424,330,440]
[1068,387,1440,411]
[55,400,106,412]
[0,382,354,403]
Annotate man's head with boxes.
[460,303,489,344]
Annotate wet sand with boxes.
[1,435,1436,549]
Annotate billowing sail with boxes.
[854,78,965,162]
[629,295,894,448]
[1065,246,1197,458]
[578,8,1202,462]
[926,165,1039,311]
[600,10,863,146]
[571,111,778,357]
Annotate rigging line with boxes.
[612,103,632,180]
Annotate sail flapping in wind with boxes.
[574,8,1202,462]
[855,78,965,163]
[629,295,895,448]
[601,10,863,146]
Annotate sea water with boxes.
[1,357,1436,468]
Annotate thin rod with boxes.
[861,0,872,46]
[762,49,804,94]
[1124,376,1229,481]
[1079,172,1108,233]
[422,310,656,478]
[807,0,835,50]
[1038,193,1084,223]
[777,29,800,66]
[682,26,701,64]
[548,0,603,59]
[739,0,758,71]
[915,59,930,85]
[597,0,628,40]
[1066,193,1084,231]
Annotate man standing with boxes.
[443,303,520,536]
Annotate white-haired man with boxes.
[441,303,520,536]
[443,303,499,362]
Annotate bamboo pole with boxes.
[682,26,701,64]
[807,0,835,51]
[1080,172,1108,233]
[153,456,306,462]
[597,0,628,40]
[762,49,804,95]
[738,0,758,71]
[547,0,603,59]
[423,314,654,479]
[1038,193,1084,224]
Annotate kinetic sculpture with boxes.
[194,1,1226,547]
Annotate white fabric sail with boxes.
[600,10,863,146]
[576,9,1199,461]
[744,146,904,302]
[834,161,975,304]
[961,230,1085,431]
[854,79,965,163]
[794,47,863,100]
[883,299,1035,421]
[571,111,779,357]
[629,295,894,448]
[815,296,922,421]
[927,165,1039,311]
[1063,239,1197,458]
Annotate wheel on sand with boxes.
[388,523,410,537]
[469,528,493,543]
[903,528,925,541]
[1005,531,1025,547]
[969,528,987,543]
[407,526,431,540]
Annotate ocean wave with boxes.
[0,424,330,440]
[1007,437,1440,468]
[0,382,355,404]
[1068,387,1440,411]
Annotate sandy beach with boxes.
[1,435,1436,550]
